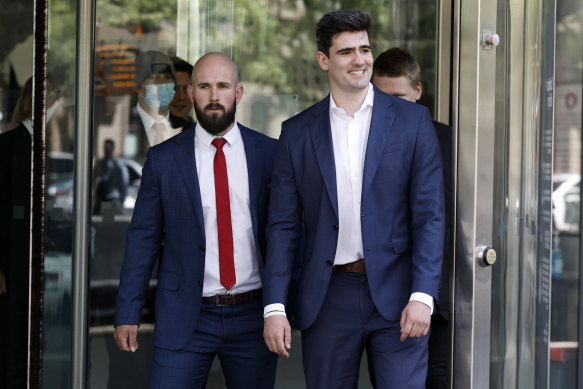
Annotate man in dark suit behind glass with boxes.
[372,47,453,389]
[0,76,36,388]
[129,51,192,163]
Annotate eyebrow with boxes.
[196,81,233,87]
[335,45,371,54]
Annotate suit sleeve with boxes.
[409,109,445,299]
[114,148,164,326]
[263,125,303,306]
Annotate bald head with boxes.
[192,52,240,86]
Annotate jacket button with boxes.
[199,244,205,251]
[198,281,203,287]
[333,225,339,231]
[326,260,333,266]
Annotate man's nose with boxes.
[210,86,219,101]
[353,52,365,65]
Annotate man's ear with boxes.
[316,51,329,71]
[415,82,422,102]
[235,84,244,105]
[187,84,195,104]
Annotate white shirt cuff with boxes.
[409,292,434,314]
[263,303,286,318]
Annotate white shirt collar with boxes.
[195,121,240,148]
[329,83,375,116]
[137,102,170,131]
[22,119,33,135]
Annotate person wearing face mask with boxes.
[131,51,192,163]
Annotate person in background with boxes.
[372,46,453,389]
[93,139,129,215]
[263,9,444,389]
[131,51,191,162]
[0,76,34,388]
[169,57,194,123]
[114,52,278,388]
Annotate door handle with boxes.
[482,29,500,50]
[476,246,497,267]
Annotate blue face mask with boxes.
[144,82,176,112]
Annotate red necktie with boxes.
[212,138,236,290]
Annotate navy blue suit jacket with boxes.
[263,87,445,330]
[115,124,277,350]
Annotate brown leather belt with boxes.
[202,289,263,306]
[333,260,366,274]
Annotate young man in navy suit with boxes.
[372,47,453,389]
[114,52,278,388]
[263,9,445,389]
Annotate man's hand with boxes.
[399,301,431,341]
[0,271,6,295]
[263,315,292,358]
[114,324,139,352]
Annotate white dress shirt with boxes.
[329,84,373,265]
[137,104,182,146]
[195,122,262,296]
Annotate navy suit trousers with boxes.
[149,299,277,389]
[301,273,429,389]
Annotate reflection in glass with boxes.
[43,0,78,386]
[549,0,583,386]
[0,1,34,385]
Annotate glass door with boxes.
[87,1,450,387]
[454,0,561,387]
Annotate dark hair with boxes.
[372,47,421,89]
[104,139,115,147]
[316,9,372,57]
[171,57,194,75]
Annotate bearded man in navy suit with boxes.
[263,9,445,389]
[114,52,278,388]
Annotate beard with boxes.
[194,99,237,136]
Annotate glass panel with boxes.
[0,1,34,387]
[549,0,583,386]
[43,0,78,385]
[490,0,554,388]
[88,1,443,387]
[488,0,581,387]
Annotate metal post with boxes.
[71,0,95,386]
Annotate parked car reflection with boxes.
[44,152,153,329]
[47,152,143,215]
[552,173,580,233]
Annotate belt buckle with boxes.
[215,294,233,307]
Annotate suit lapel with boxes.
[239,125,261,238]
[362,89,395,196]
[171,127,205,237]
[309,97,338,218]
